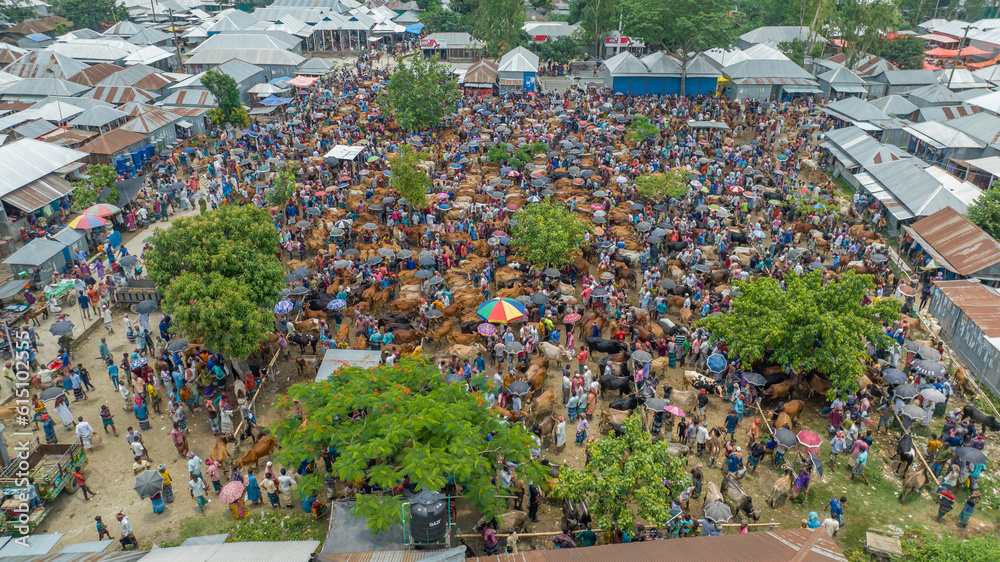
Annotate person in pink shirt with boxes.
[206,460,223,495]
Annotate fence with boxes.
[927,288,1000,397]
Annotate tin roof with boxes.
[904,206,1000,275]
[86,86,157,105]
[68,63,125,87]
[159,89,216,107]
[462,59,497,85]
[78,129,149,155]
[932,280,1000,337]
[0,138,86,196]
[2,172,74,213]
[38,128,96,148]
[137,540,321,562]
[4,51,89,80]
[119,108,182,133]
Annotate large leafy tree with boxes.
[537,36,582,64]
[626,116,659,143]
[833,0,901,68]
[72,163,120,210]
[967,181,1000,241]
[634,170,690,201]
[272,357,544,534]
[569,0,620,59]
[874,36,931,69]
[509,200,591,269]
[51,0,126,31]
[201,69,249,129]
[555,416,689,530]
[265,163,299,208]
[0,0,36,24]
[699,270,900,399]
[620,0,735,94]
[389,145,431,208]
[378,55,459,133]
[145,205,283,308]
[475,0,528,57]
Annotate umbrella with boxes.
[167,340,189,353]
[743,372,767,387]
[290,287,308,296]
[428,276,444,286]
[530,293,549,304]
[83,203,121,217]
[274,300,294,314]
[130,357,148,370]
[913,359,945,377]
[632,350,653,363]
[363,222,378,231]
[665,405,686,417]
[478,323,497,336]
[306,207,320,216]
[508,381,531,395]
[135,301,157,315]
[659,279,676,290]
[133,469,164,499]
[295,220,312,229]
[894,384,919,400]
[49,321,74,336]
[544,268,561,277]
[415,270,433,279]
[563,313,582,324]
[870,254,889,263]
[919,388,946,403]
[425,309,442,318]
[327,299,347,310]
[954,447,988,465]
[774,428,797,448]
[644,398,667,411]
[707,354,727,373]
[378,248,396,258]
[636,222,651,232]
[342,249,360,256]
[332,260,349,270]
[119,255,139,268]
[397,249,413,259]
[365,256,382,267]
[219,480,246,504]
[445,373,465,384]
[900,404,926,420]
[478,298,527,323]
[419,256,436,266]
[291,267,310,280]
[68,214,107,230]
[808,453,824,478]
[40,387,66,401]
[796,430,823,454]
[703,501,732,523]
[882,368,907,385]
[505,341,525,354]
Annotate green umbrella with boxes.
[367,155,379,163]
[708,204,721,210]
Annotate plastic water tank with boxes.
[409,490,447,544]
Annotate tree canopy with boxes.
[699,270,900,399]
[389,145,431,208]
[265,163,300,208]
[832,0,901,67]
[0,0,36,23]
[378,55,460,133]
[555,415,689,530]
[626,116,659,143]
[967,181,1000,241]
[569,0,620,57]
[634,170,690,201]
[873,36,926,69]
[272,357,544,534]
[475,0,528,56]
[537,36,582,64]
[72,164,120,210]
[52,0,126,31]
[509,200,591,269]
[201,69,249,129]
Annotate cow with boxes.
[600,408,630,432]
[772,400,804,422]
[706,428,723,467]
[599,374,633,397]
[537,342,573,363]
[890,432,915,476]
[532,414,558,446]
[295,355,320,377]
[446,343,485,361]
[289,333,319,355]
[802,372,832,400]
[292,319,321,333]
[683,370,720,394]
[774,412,793,431]
[704,482,723,504]
[962,405,1000,433]
[562,499,591,532]
[528,391,557,417]
[722,474,760,522]
[238,421,270,445]
[663,386,697,413]
[898,466,929,503]
[209,435,233,463]
[526,365,547,392]
[767,467,794,508]
[474,511,528,533]
[237,434,281,469]
[587,337,625,355]
[762,374,799,404]
[609,394,639,412]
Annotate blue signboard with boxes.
[523,73,535,93]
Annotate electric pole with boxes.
[947,25,973,89]
[168,8,184,73]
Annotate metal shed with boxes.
[314,348,382,382]
[928,280,1000,395]
[50,227,88,263]
[3,238,67,284]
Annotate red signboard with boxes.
[421,39,438,48]
[604,37,633,44]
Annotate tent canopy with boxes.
[260,94,293,106]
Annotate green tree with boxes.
[902,525,1000,561]
[833,0,901,68]
[389,145,431,208]
[531,0,553,11]
[509,200,590,269]
[634,170,690,200]
[145,205,283,308]
[778,38,824,66]
[0,0,37,24]
[419,7,463,33]
[967,181,1000,241]
[265,163,300,208]
[873,36,927,69]
[272,356,544,534]
[201,69,249,129]
[161,272,274,359]
[72,164,120,210]
[51,0,126,31]
[699,270,900,399]
[378,55,460,133]
[537,36,582,64]
[620,0,735,94]
[626,115,659,143]
[555,416,689,530]
[569,0,620,57]
[475,0,528,56]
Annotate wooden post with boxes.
[756,401,773,435]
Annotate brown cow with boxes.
[237,434,281,469]
[526,365,546,392]
[390,299,420,312]
[392,329,426,344]
[296,355,320,377]
[763,374,799,403]
[528,390,556,417]
[449,332,480,345]
[429,320,454,348]
[774,400,804,421]
[292,319,321,333]
[802,373,832,399]
[209,435,233,463]
[774,412,793,430]
[600,408,630,432]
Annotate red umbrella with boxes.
[562,313,582,323]
[219,480,245,504]
[797,430,823,456]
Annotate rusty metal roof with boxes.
[2,172,74,213]
[904,206,1000,276]
[473,528,846,562]
[933,280,1000,338]
[464,59,498,85]
[86,86,156,105]
[78,129,149,155]
[120,108,181,134]
[68,63,125,87]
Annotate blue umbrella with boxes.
[183,147,196,153]
[707,354,727,373]
[130,357,148,370]
[275,300,294,314]
[327,299,347,310]
[438,203,452,210]
[405,23,425,34]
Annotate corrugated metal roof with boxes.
[38,128,97,148]
[722,59,816,82]
[905,120,985,149]
[5,51,88,80]
[86,86,157,105]
[0,78,89,98]
[69,106,131,127]
[193,32,299,53]
[298,58,336,75]
[14,119,58,139]
[640,52,681,76]
[870,94,918,116]
[604,52,649,75]
[943,113,1000,147]
[57,539,113,553]
[68,63,125,87]
[875,69,938,85]
[933,280,1000,337]
[3,172,75,212]
[826,53,894,77]
[78,129,149,155]
[100,64,173,90]
[916,104,981,122]
[46,42,132,63]
[908,83,963,105]
[905,206,1000,275]
[217,58,265,84]
[139,540,320,562]
[0,551,147,562]
[316,547,465,562]
[822,97,891,122]
[463,59,497,85]
[160,89,216,107]
[179,534,229,546]
[184,49,305,67]
[739,26,824,46]
[120,108,182,133]
[0,532,61,556]
[0,138,86,196]
[127,27,171,45]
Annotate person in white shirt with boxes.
[277,468,297,509]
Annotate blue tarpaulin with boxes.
[260,95,293,106]
[269,76,292,85]
[405,23,425,34]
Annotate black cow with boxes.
[610,394,640,412]
[587,337,625,355]
[891,432,915,475]
[562,499,591,532]
[667,241,688,252]
[730,232,748,245]
[290,333,318,354]
[599,374,633,397]
[962,405,1000,433]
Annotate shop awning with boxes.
[499,78,523,87]
[2,173,75,213]
[832,84,868,94]
[0,277,28,299]
[324,145,363,160]
[250,106,279,115]
[176,120,193,129]
[783,85,822,94]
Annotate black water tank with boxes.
[409,490,447,544]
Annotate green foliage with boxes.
[378,55,460,133]
[201,69,249,129]
[699,270,900,399]
[0,0,37,24]
[527,141,549,155]
[72,164,119,210]
[833,0,901,67]
[265,163,300,208]
[227,510,328,543]
[569,0,620,54]
[509,200,590,269]
[872,36,925,69]
[51,0,127,31]
[390,145,431,208]
[531,0,553,10]
[70,183,98,212]
[555,416,689,530]
[419,7,467,33]
[901,525,1000,561]
[146,204,283,309]
[486,143,531,168]
[778,38,824,65]
[272,357,544,534]
[475,0,528,56]
[967,182,1000,241]
[626,116,659,143]
[537,36,581,64]
[634,170,690,200]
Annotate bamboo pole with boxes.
[756,401,774,435]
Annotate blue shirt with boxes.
[829,498,842,517]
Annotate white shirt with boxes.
[119,516,133,535]
[75,421,94,439]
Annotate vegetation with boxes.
[634,170,690,200]
[72,164,120,210]
[873,36,926,69]
[378,55,460,133]
[51,0,127,31]
[537,36,582,64]
[967,181,1000,241]
[509,200,591,269]
[569,0,620,57]
[0,0,36,23]
[699,269,900,399]
[555,416,689,530]
[901,526,1000,561]
[389,146,432,208]
[272,357,544,534]
[475,0,528,56]
[778,38,824,66]
[486,143,531,168]
[265,163,300,208]
[626,116,659,143]
[201,69,250,129]
[832,0,901,68]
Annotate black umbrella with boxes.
[419,256,436,266]
[882,368,907,385]
[306,207,320,216]
[894,384,919,400]
[290,286,308,296]
[692,264,710,274]
[396,249,413,259]
[366,256,383,265]
[40,387,66,401]
[644,397,667,411]
[378,248,396,258]
[508,381,531,395]
[291,267,310,279]
[703,500,733,523]
[774,427,797,448]
[333,260,349,270]
[530,293,549,304]
[167,340,189,353]
[913,359,944,376]
[808,453,824,478]
[659,279,676,290]
[954,447,987,465]
[632,350,653,363]
[743,372,767,387]
[135,301,157,315]
[900,404,925,420]
[363,222,378,231]
[119,255,139,268]
[591,288,608,297]
[544,268,560,277]
[49,321,74,336]
[428,276,444,286]
[343,249,360,256]
[505,342,524,354]
[296,220,311,228]
[134,469,164,499]
[425,309,442,318]
[415,270,433,279]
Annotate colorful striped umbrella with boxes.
[83,203,121,217]
[274,300,294,314]
[67,214,107,230]
[477,298,526,323]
